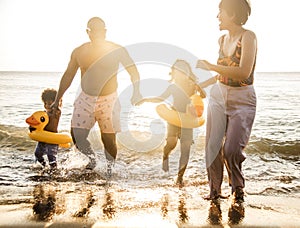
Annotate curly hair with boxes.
[41,88,57,102]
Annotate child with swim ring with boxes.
[32,88,62,171]
[139,59,206,186]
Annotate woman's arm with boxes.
[197,76,219,89]
[197,31,257,81]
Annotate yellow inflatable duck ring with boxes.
[156,94,205,129]
[26,111,72,148]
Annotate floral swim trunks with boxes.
[71,91,121,133]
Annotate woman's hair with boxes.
[41,88,57,102]
[219,0,251,25]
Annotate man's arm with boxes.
[119,47,142,105]
[125,64,142,104]
[52,50,79,108]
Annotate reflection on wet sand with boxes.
[71,183,117,220]
[32,183,65,221]
[160,191,189,224]
[29,179,246,227]
[207,199,222,225]
[207,198,245,226]
[160,193,169,218]
[102,190,116,219]
[73,189,96,218]
[228,201,245,225]
[178,193,189,223]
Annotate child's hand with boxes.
[131,92,143,106]
[48,107,61,118]
[136,97,163,105]
[135,98,149,106]
[195,84,207,98]
[186,104,198,117]
[50,101,59,110]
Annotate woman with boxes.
[196,0,257,202]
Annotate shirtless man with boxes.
[51,17,142,171]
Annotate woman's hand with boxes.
[196,60,211,71]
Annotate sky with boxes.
[0,0,300,73]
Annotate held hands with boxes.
[135,98,150,106]
[135,97,164,106]
[131,92,143,106]
[50,100,60,110]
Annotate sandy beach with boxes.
[0,183,299,228]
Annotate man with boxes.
[51,17,142,171]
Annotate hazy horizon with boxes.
[1,0,300,72]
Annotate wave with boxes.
[0,124,36,152]
[247,185,300,196]
[248,136,300,159]
[1,124,299,158]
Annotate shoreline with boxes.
[0,193,299,227]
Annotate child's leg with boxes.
[46,144,58,169]
[162,136,178,172]
[177,140,192,181]
[34,142,46,167]
[163,124,180,172]
[177,128,193,184]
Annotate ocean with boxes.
[0,71,299,225]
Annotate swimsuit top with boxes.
[217,34,256,87]
[160,84,191,112]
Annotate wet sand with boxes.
[0,184,299,228]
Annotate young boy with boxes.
[139,60,206,186]
[34,88,61,170]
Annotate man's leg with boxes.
[71,127,96,170]
[101,133,117,162]
[101,133,117,177]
